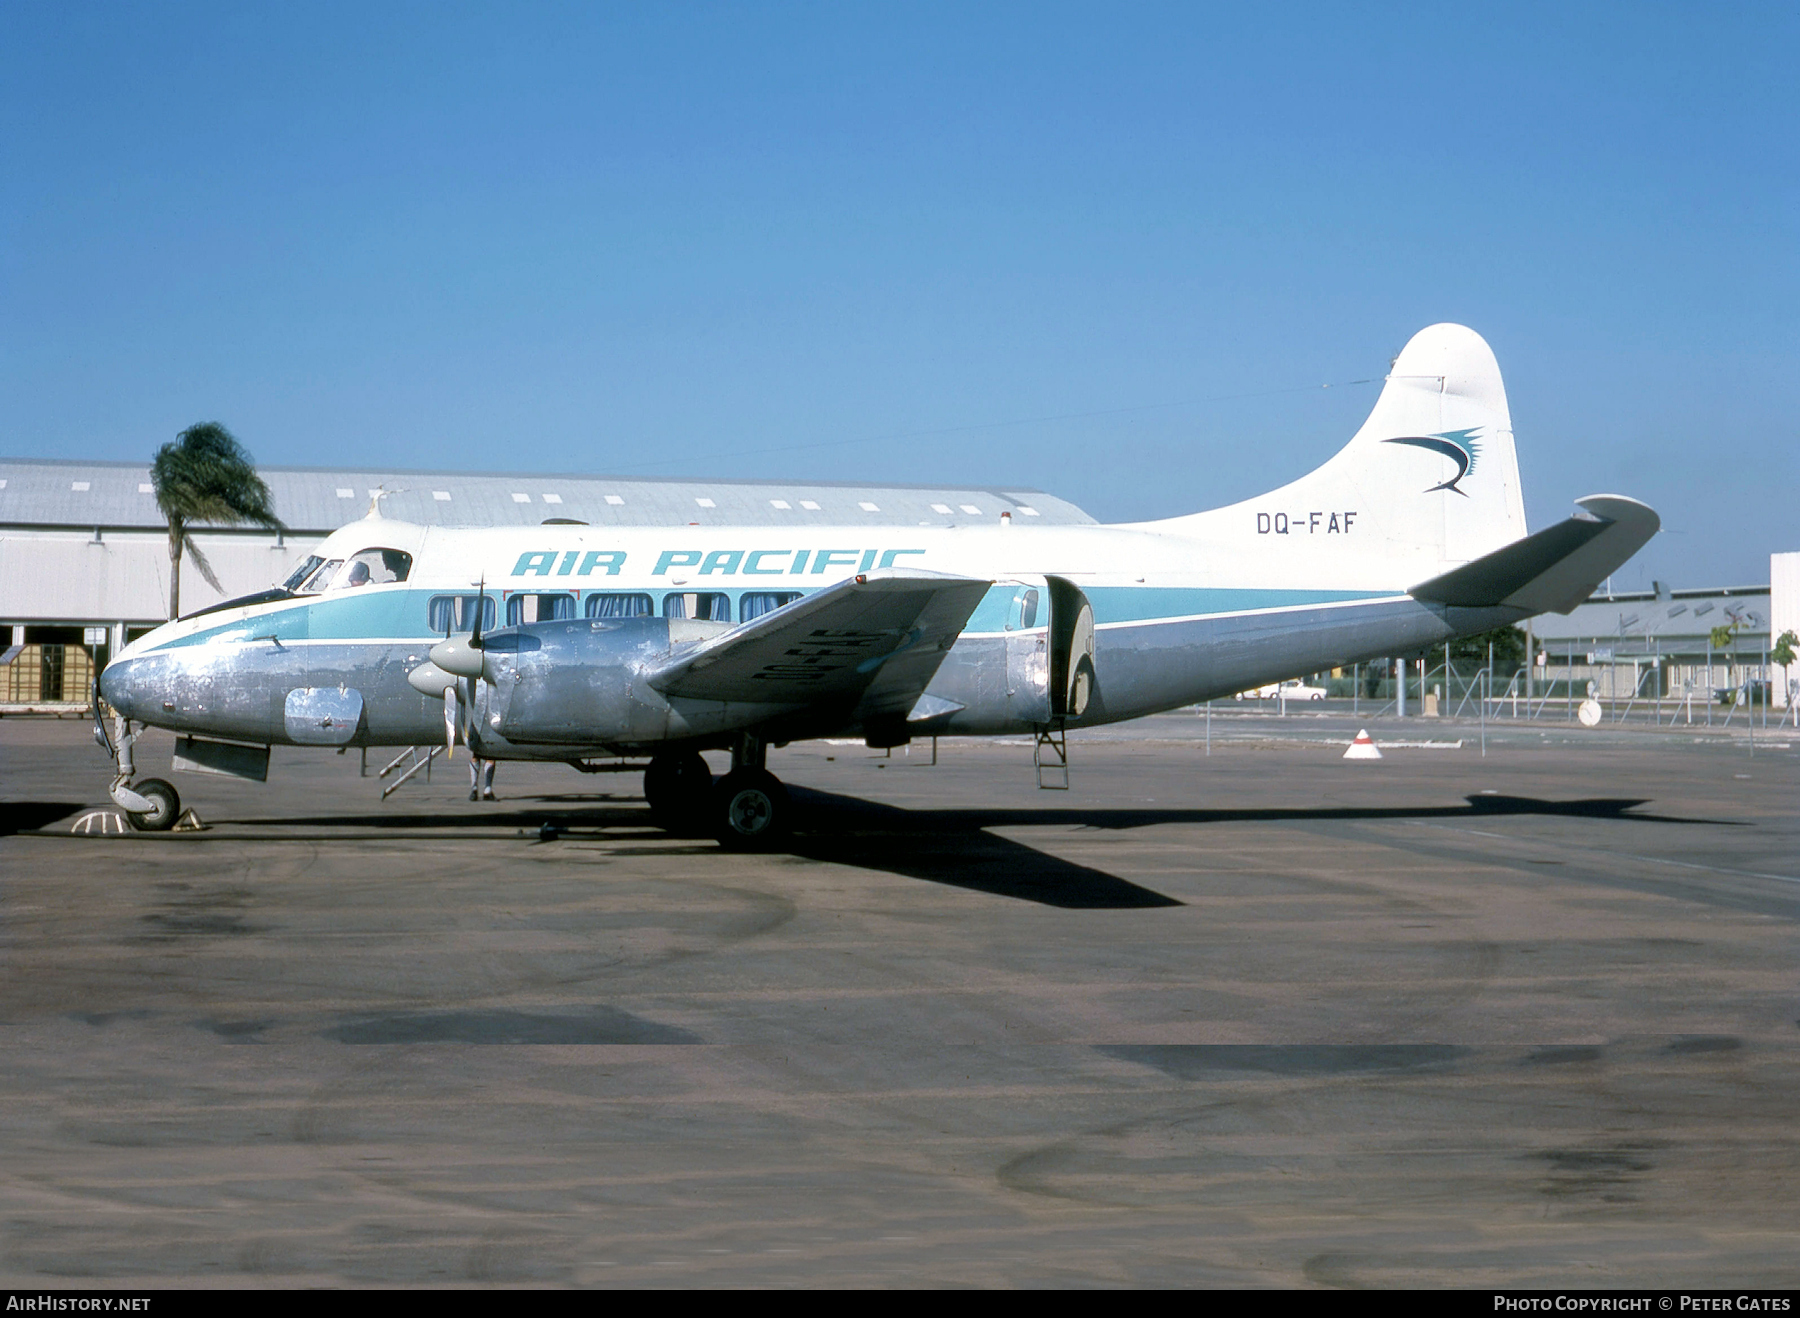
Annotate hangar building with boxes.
[3,456,1794,712]
[0,456,1090,710]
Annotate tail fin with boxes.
[1148,324,1529,579]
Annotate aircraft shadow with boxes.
[775,789,1721,910]
[793,792,1725,833]
[783,789,1182,910]
[31,791,1722,913]
[254,805,651,832]
[1,803,89,836]
[230,798,1178,909]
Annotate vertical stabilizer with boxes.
[1148,324,1529,579]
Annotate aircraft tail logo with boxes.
[1382,428,1482,496]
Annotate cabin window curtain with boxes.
[739,592,803,622]
[585,593,653,619]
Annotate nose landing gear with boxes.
[97,710,183,831]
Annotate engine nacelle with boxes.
[477,617,673,746]
[477,617,791,749]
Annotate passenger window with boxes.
[739,591,803,622]
[506,593,575,625]
[663,592,731,621]
[427,595,496,633]
[585,593,653,619]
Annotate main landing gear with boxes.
[643,735,790,850]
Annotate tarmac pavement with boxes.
[1,712,1797,1287]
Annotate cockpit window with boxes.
[298,559,342,593]
[282,555,325,592]
[333,548,412,589]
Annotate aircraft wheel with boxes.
[644,752,712,830]
[124,778,180,832]
[711,769,789,850]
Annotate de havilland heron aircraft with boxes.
[97,324,1659,846]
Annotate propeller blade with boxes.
[443,687,456,759]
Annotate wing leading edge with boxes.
[645,569,992,721]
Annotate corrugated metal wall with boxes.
[0,529,317,624]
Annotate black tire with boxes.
[644,751,712,831]
[124,778,180,832]
[711,769,789,850]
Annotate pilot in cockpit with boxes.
[344,560,372,588]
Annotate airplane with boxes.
[96,323,1660,846]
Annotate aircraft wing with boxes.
[1409,495,1660,615]
[645,569,991,719]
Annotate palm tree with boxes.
[151,422,285,619]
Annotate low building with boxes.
[1523,574,1792,706]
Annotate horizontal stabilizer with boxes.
[1409,495,1660,616]
[646,569,991,718]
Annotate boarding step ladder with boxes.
[1033,721,1069,790]
[377,745,442,799]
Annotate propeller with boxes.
[425,584,489,760]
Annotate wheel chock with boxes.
[71,811,129,835]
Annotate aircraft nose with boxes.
[99,657,145,720]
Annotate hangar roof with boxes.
[0,458,1095,534]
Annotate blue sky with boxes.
[3,2,1794,586]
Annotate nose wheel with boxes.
[123,778,181,832]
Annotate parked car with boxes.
[1235,679,1328,701]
